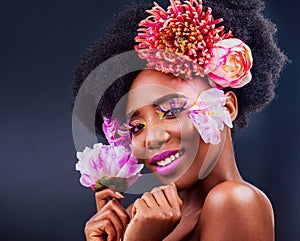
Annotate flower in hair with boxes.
[206,38,253,88]
[135,0,232,79]
[135,0,253,88]
[188,88,232,144]
[75,117,143,192]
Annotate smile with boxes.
[150,149,185,175]
[155,150,183,167]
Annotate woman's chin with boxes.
[154,152,197,185]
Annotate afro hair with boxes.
[71,0,288,137]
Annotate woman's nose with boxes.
[145,124,170,151]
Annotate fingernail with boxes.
[115,191,124,198]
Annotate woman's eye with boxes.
[119,120,146,136]
[130,123,145,134]
[158,97,187,119]
[162,108,184,119]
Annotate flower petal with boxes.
[75,142,144,192]
[134,0,232,80]
[188,88,233,144]
[206,38,253,88]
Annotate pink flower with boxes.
[188,88,233,144]
[135,0,232,79]
[102,117,131,147]
[206,38,253,88]
[75,143,144,192]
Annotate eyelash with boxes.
[119,120,146,135]
[120,98,188,135]
[130,123,145,134]
[158,98,187,119]
[158,107,185,119]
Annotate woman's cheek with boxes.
[178,115,198,140]
[131,134,147,160]
[130,114,197,158]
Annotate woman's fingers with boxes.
[139,184,181,208]
[93,200,130,230]
[161,183,183,209]
[125,184,183,241]
[138,184,183,220]
[131,198,148,218]
[85,191,128,241]
[87,201,128,241]
[93,208,123,234]
[85,218,116,241]
[150,184,183,209]
[151,188,171,207]
[141,191,159,208]
[102,199,130,229]
[95,188,124,211]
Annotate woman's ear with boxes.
[225,91,238,122]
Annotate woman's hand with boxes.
[84,188,130,241]
[123,183,183,241]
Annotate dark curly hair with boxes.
[71,0,287,137]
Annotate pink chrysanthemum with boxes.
[135,0,232,79]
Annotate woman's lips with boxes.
[150,149,185,175]
[150,149,179,164]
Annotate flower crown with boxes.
[135,0,253,89]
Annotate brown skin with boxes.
[84,189,130,241]
[85,70,274,241]
[123,184,183,241]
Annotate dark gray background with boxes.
[0,0,299,241]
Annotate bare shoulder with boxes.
[204,180,274,212]
[199,180,274,241]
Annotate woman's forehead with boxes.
[130,69,206,90]
[126,70,210,115]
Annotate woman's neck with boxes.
[179,128,242,203]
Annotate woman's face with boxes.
[125,69,217,190]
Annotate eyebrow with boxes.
[126,110,140,121]
[126,93,187,120]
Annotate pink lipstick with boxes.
[150,149,185,175]
[150,150,179,165]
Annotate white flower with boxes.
[189,88,233,144]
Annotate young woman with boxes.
[72,0,287,240]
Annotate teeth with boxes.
[156,151,182,167]
[156,158,171,167]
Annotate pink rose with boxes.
[206,38,253,88]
